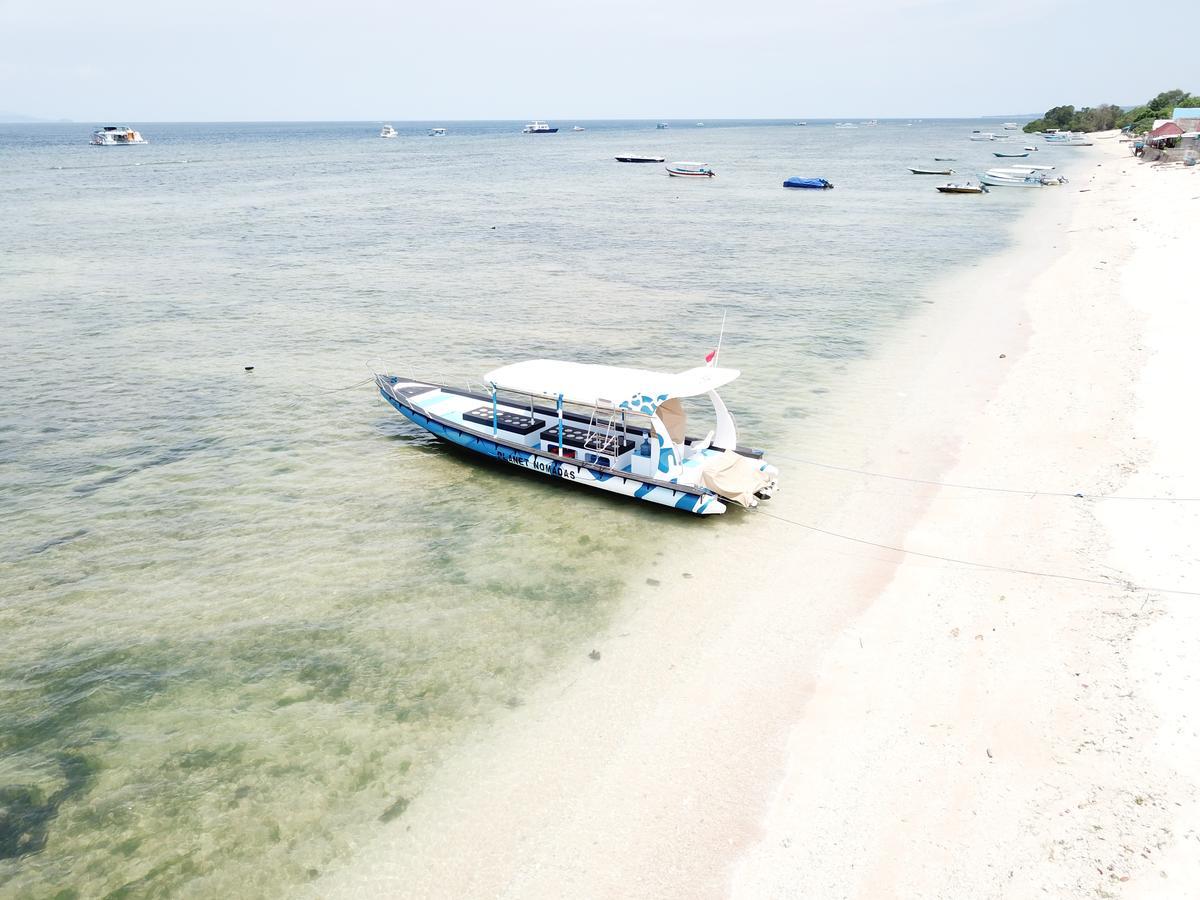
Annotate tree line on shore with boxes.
[1022,89,1198,134]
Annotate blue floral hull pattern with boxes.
[380,386,724,515]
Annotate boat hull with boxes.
[377,378,727,515]
[666,168,714,177]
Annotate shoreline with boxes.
[317,140,1199,898]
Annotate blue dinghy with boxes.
[783,177,833,189]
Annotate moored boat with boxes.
[666,162,715,177]
[616,155,666,163]
[783,177,833,189]
[937,183,988,194]
[909,166,954,175]
[993,151,1030,157]
[523,121,558,133]
[90,126,147,145]
[374,360,780,515]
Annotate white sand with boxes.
[319,140,1200,899]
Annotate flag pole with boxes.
[715,310,727,366]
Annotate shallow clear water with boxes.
[1,118,1030,896]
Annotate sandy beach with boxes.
[317,138,1200,898]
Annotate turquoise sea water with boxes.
[1,119,1033,896]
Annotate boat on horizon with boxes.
[428,127,446,136]
[380,125,398,138]
[783,177,833,189]
[374,359,779,515]
[616,155,665,163]
[666,162,715,177]
[523,121,558,133]
[572,125,586,131]
[657,122,670,129]
[1003,122,1020,130]
[90,126,147,145]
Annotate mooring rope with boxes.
[754,505,1200,598]
[768,452,1200,502]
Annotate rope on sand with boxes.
[768,453,1200,502]
[754,506,1200,598]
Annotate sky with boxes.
[1,0,1196,121]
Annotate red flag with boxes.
[704,349,716,366]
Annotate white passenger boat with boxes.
[90,126,147,145]
[523,121,558,133]
[380,125,398,138]
[375,360,780,515]
[666,162,715,177]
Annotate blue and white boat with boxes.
[666,162,715,177]
[783,177,834,189]
[375,359,780,515]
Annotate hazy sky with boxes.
[1,0,1196,121]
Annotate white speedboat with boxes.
[833,122,857,129]
[90,126,147,145]
[1003,122,1019,130]
[380,125,398,138]
[523,121,558,133]
[979,172,1045,187]
[969,132,998,141]
[572,126,586,131]
[428,127,446,136]
[374,360,779,515]
[666,162,715,177]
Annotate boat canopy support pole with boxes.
[557,394,564,453]
[490,382,498,436]
[709,390,738,450]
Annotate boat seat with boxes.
[538,425,635,457]
[462,406,546,436]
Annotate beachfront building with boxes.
[1172,106,1200,132]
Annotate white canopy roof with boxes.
[483,359,740,414]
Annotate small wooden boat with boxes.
[666,162,715,177]
[937,183,988,194]
[374,360,779,515]
[933,156,956,161]
[783,177,833,189]
[993,151,1030,157]
[616,155,665,163]
[909,166,954,175]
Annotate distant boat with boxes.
[616,155,665,163]
[1003,122,1019,130]
[90,126,147,145]
[666,162,715,177]
[1024,145,1038,151]
[993,151,1029,157]
[696,122,705,127]
[861,120,878,127]
[933,156,956,161]
[937,183,988,194]
[909,166,954,175]
[969,132,997,141]
[523,121,558,134]
[380,125,398,138]
[427,127,446,136]
[572,126,586,131]
[783,177,833,189]
[794,121,807,126]
[834,122,857,129]
[656,122,670,129]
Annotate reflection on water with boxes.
[0,119,1023,896]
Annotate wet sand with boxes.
[318,138,1200,899]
